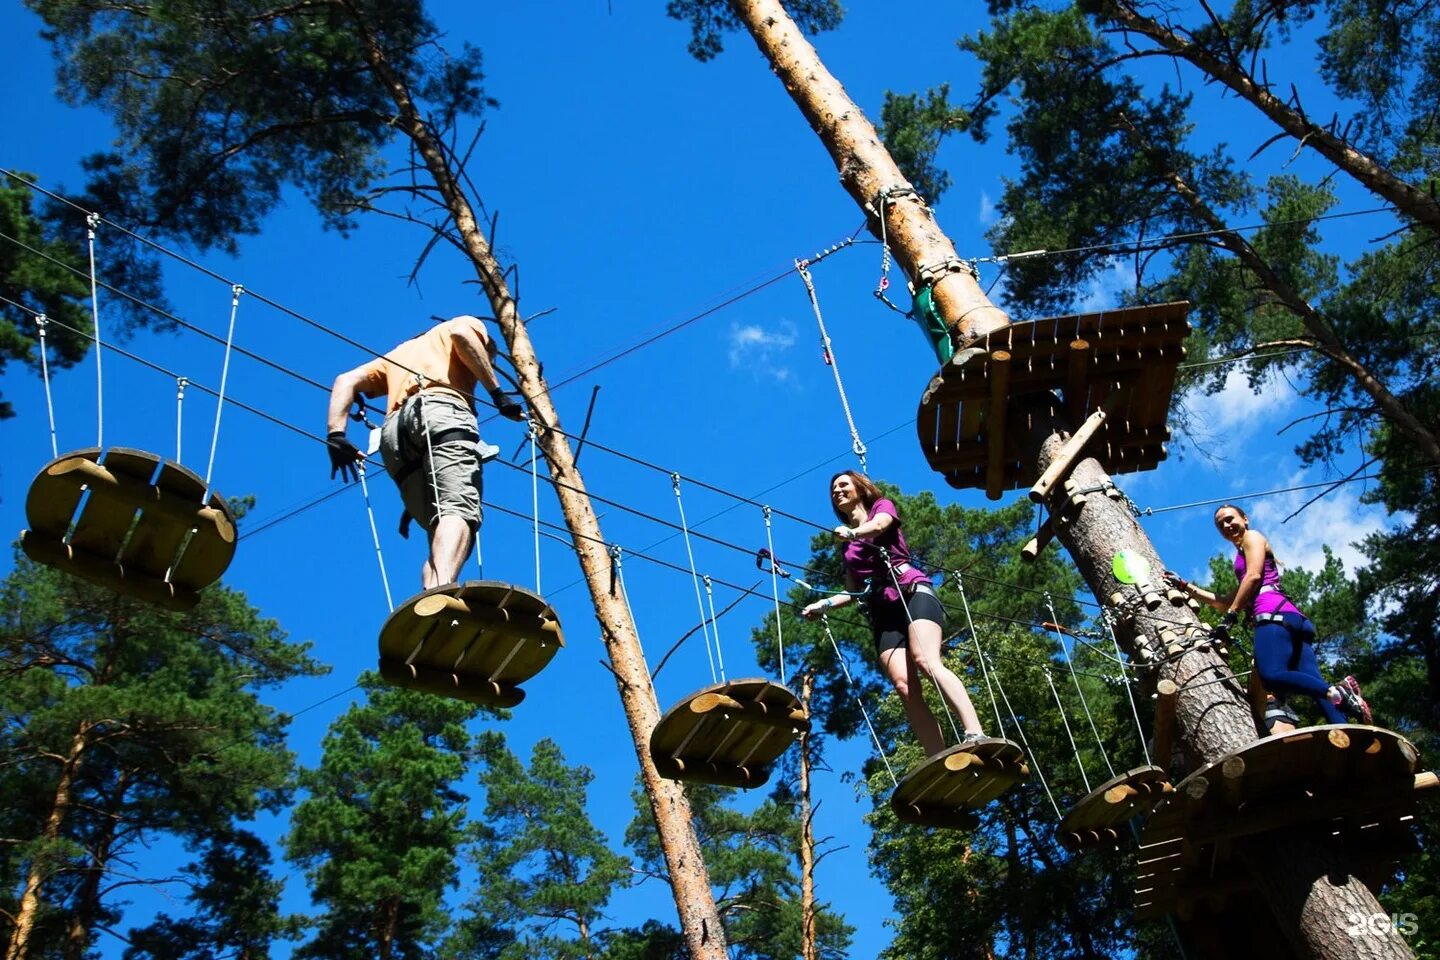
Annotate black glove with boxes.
[489,387,525,422]
[1162,570,1188,590]
[1211,611,1238,642]
[327,431,362,483]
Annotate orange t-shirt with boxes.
[356,320,481,414]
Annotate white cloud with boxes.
[1245,472,1392,576]
[1076,259,1137,312]
[978,191,998,225]
[728,320,798,382]
[1185,367,1297,443]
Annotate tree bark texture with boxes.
[723,2,1415,955]
[727,0,1010,345]
[1100,1,1440,237]
[798,672,818,960]
[5,725,89,960]
[343,8,728,957]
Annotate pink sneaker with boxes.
[1336,676,1372,724]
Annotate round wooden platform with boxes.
[890,737,1028,829]
[378,580,563,708]
[915,302,1190,497]
[1134,725,1422,921]
[649,677,809,790]
[19,447,237,610]
[1058,764,1171,851]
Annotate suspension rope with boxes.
[1046,593,1116,780]
[949,570,1004,735]
[819,615,897,788]
[702,574,728,682]
[175,377,188,462]
[203,284,243,493]
[85,212,103,448]
[357,462,394,613]
[529,422,541,593]
[981,645,1063,820]
[673,475,719,684]
[34,315,58,458]
[1102,611,1152,767]
[797,259,868,472]
[1045,665,1092,793]
[762,505,788,686]
[610,545,645,657]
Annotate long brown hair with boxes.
[829,470,884,522]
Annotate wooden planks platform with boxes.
[650,678,809,789]
[1134,725,1423,921]
[378,581,563,708]
[891,737,1028,829]
[1058,764,1172,851]
[916,302,1191,498]
[20,447,237,610]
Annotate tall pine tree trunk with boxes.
[5,724,89,960]
[724,2,1414,956]
[341,6,727,956]
[62,770,127,960]
[797,672,818,960]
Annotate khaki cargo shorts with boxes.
[379,391,483,532]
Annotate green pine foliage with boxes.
[0,556,322,959]
[464,734,629,960]
[284,675,487,960]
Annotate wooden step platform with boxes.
[1058,764,1172,851]
[378,581,563,708]
[19,447,237,610]
[916,302,1191,498]
[1134,725,1422,921]
[890,737,1028,829]
[650,678,809,789]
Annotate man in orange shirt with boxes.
[326,315,525,588]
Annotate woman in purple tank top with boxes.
[800,471,986,757]
[1166,504,1370,727]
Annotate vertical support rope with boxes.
[357,462,394,613]
[1103,611,1152,766]
[34,315,58,458]
[175,377,188,463]
[85,213,103,448]
[761,505,787,685]
[702,575,727,682]
[950,570,1004,735]
[203,284,243,493]
[610,545,645,657]
[1045,594,1116,779]
[673,474,718,684]
[796,259,868,472]
[820,616,897,788]
[1045,665,1092,793]
[986,647,1063,820]
[529,422,541,593]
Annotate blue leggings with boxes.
[1252,613,1344,725]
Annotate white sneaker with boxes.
[476,441,501,463]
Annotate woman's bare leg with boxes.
[880,646,946,755]
[907,618,984,736]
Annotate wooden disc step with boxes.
[378,580,563,707]
[1134,724,1422,921]
[1058,764,1172,851]
[916,302,1191,498]
[650,678,810,789]
[19,447,237,610]
[890,737,1029,829]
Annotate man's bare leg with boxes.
[423,515,475,588]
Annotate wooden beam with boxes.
[1021,517,1055,562]
[1065,338,1091,423]
[688,692,810,731]
[984,350,1012,500]
[1153,678,1179,772]
[1028,389,1123,503]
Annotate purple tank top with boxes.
[842,499,929,605]
[1233,551,1301,617]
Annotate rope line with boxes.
[1104,612,1152,767]
[797,259,867,471]
[880,547,963,744]
[175,377,188,462]
[950,571,1004,735]
[1046,593,1116,780]
[763,506,787,686]
[819,615,897,788]
[702,574,728,682]
[674,475,719,684]
[34,315,59,458]
[85,213,103,448]
[357,462,394,613]
[981,645,1063,820]
[203,285,243,493]
[529,423,541,594]
[1045,665,1092,793]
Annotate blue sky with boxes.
[0,3,1397,956]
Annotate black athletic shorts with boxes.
[871,581,946,655]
